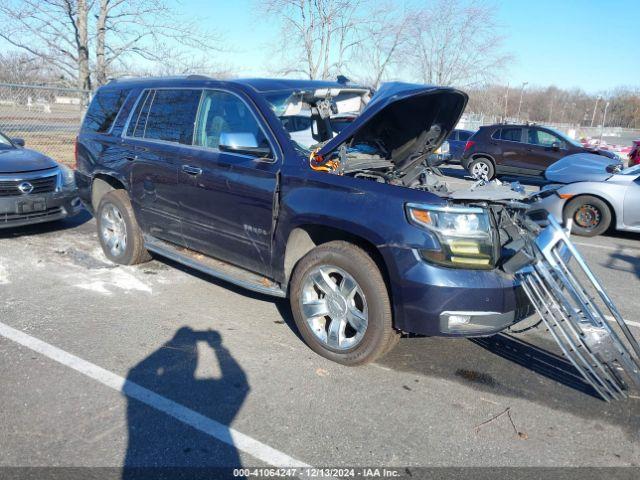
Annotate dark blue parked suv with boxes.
[76,76,531,365]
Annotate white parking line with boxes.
[0,321,309,468]
[573,241,640,252]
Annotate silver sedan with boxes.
[528,153,640,237]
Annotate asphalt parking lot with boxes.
[1,177,640,472]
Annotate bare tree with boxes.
[0,52,65,85]
[351,3,411,88]
[0,0,223,89]
[93,0,223,86]
[259,0,366,80]
[405,0,511,88]
[0,1,91,89]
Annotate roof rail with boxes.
[107,76,139,83]
[186,74,213,81]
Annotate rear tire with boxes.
[468,157,495,180]
[564,195,612,237]
[96,190,151,265]
[289,241,399,365]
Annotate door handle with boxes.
[125,155,138,162]
[182,165,203,176]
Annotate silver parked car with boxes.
[529,153,638,237]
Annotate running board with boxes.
[144,236,286,298]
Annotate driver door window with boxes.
[529,129,564,148]
[194,90,269,152]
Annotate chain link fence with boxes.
[0,83,90,166]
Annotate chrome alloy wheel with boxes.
[100,203,127,258]
[471,161,490,179]
[299,265,368,350]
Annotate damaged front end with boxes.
[515,215,640,401]
[448,183,640,401]
[300,83,640,400]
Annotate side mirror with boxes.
[218,132,271,158]
[550,141,560,151]
[606,163,623,174]
[11,137,25,147]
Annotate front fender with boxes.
[272,169,446,284]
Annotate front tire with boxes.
[96,190,151,265]
[564,195,612,237]
[289,241,399,366]
[468,157,495,180]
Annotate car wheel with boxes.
[468,157,495,180]
[289,241,399,365]
[564,195,612,237]
[96,189,151,265]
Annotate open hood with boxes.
[314,82,468,173]
[544,153,622,184]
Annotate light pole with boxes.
[599,101,610,144]
[516,81,528,120]
[590,95,601,127]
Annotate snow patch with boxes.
[73,266,152,295]
[76,281,113,295]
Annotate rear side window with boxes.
[83,89,130,133]
[493,128,522,142]
[144,89,202,144]
[126,89,202,144]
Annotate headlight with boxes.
[406,203,496,269]
[435,141,450,155]
[59,164,76,189]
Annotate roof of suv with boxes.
[105,75,365,93]
[480,123,543,130]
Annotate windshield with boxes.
[0,132,14,149]
[546,127,582,148]
[263,91,302,117]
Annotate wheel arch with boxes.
[282,225,392,298]
[91,174,127,211]
[470,153,496,165]
[563,193,617,229]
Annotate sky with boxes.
[1,0,637,92]
[176,0,639,93]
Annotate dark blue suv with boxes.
[76,76,531,365]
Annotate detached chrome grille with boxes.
[0,174,58,197]
[517,216,640,401]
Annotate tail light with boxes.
[464,140,475,152]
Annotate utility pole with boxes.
[599,101,610,144]
[590,95,601,127]
[516,81,528,120]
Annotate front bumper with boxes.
[0,190,82,229]
[381,246,534,337]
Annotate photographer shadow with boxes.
[123,327,249,479]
